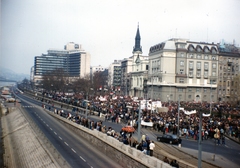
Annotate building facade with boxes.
[217,41,240,104]
[148,38,219,102]
[121,57,133,96]
[108,60,122,92]
[33,42,90,85]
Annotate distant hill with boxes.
[0,67,29,82]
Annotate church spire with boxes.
[133,23,142,54]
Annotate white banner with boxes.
[141,120,153,127]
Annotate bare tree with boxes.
[92,71,108,91]
[72,74,92,98]
[41,68,68,92]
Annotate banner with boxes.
[141,119,153,127]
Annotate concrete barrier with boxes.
[46,110,171,168]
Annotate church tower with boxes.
[132,24,142,54]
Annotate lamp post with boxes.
[85,94,88,119]
[198,108,203,168]
[137,102,142,143]
[177,97,180,137]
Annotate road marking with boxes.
[54,132,57,135]
[71,148,76,153]
[64,142,69,146]
[50,128,52,130]
[59,136,62,140]
[46,124,49,127]
[80,156,86,162]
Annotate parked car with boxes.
[156,134,179,144]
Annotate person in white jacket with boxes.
[149,141,155,156]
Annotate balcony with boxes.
[189,66,193,70]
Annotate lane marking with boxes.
[64,142,69,146]
[54,132,57,135]
[71,148,76,153]
[59,136,62,140]
[80,156,86,162]
[50,128,53,130]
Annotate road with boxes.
[14,89,240,168]
[16,94,123,168]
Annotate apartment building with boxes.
[217,41,240,104]
[148,38,219,102]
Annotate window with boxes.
[197,62,201,69]
[188,95,192,99]
[180,53,184,57]
[196,88,201,92]
[189,61,193,69]
[197,55,201,59]
[205,55,209,59]
[189,71,193,77]
[212,56,216,60]
[204,88,207,93]
[212,71,216,76]
[204,71,208,77]
[180,44,185,48]
[212,63,216,69]
[196,71,201,77]
[179,78,184,83]
[178,88,183,92]
[180,60,184,66]
[180,69,184,74]
[189,54,193,58]
[204,62,208,70]
[188,88,192,92]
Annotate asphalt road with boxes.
[18,96,123,168]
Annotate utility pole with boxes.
[85,94,88,119]
[198,109,202,168]
[137,103,142,143]
[177,97,180,136]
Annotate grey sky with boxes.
[1,0,240,75]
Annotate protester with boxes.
[149,141,155,156]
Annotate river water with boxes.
[0,81,16,88]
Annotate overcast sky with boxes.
[1,0,240,75]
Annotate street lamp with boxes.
[137,101,142,143]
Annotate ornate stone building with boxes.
[148,38,219,102]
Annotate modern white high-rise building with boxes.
[33,42,90,85]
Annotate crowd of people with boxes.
[41,91,240,144]
[39,91,240,167]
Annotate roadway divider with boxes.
[45,109,171,168]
